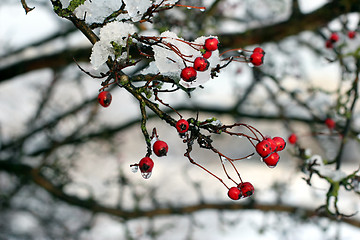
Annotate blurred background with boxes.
[0,0,360,239]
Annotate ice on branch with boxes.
[90,22,136,69]
[123,0,152,22]
[150,31,220,88]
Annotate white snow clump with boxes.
[90,22,136,69]
[306,155,347,182]
[74,0,123,24]
[123,0,152,22]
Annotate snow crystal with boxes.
[90,22,137,69]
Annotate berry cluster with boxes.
[228,182,254,200]
[180,38,218,82]
[81,3,280,202]
[249,47,265,66]
[255,136,286,168]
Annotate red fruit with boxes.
[202,50,212,59]
[176,119,189,133]
[180,67,197,82]
[325,118,335,129]
[98,91,112,107]
[288,133,297,144]
[253,47,265,55]
[139,157,154,173]
[228,187,242,200]
[193,57,210,71]
[264,137,277,153]
[272,136,286,152]
[153,140,168,157]
[256,139,273,158]
[204,37,219,52]
[348,31,356,39]
[325,40,333,49]
[329,33,339,43]
[263,152,280,168]
[238,182,254,198]
[249,52,264,66]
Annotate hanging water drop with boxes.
[141,171,152,179]
[187,7,192,10]
[200,8,205,12]
[248,62,254,68]
[237,49,243,53]
[130,165,139,173]
[221,156,227,164]
[237,135,243,139]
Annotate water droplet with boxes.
[246,156,252,160]
[237,135,243,139]
[248,62,254,67]
[200,8,205,12]
[221,156,227,164]
[141,171,152,179]
[260,157,264,162]
[237,49,243,53]
[131,165,138,173]
[267,165,276,169]
[187,7,192,10]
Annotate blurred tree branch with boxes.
[1,159,359,227]
[1,0,360,82]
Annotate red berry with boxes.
[204,37,219,52]
[348,31,356,39]
[176,119,189,133]
[253,47,265,55]
[325,40,333,49]
[98,91,112,107]
[263,152,280,168]
[202,50,212,59]
[249,52,264,66]
[264,137,277,153]
[272,136,286,152]
[139,157,154,173]
[288,133,297,144]
[180,67,197,82]
[256,139,273,158]
[329,33,339,43]
[193,57,210,71]
[228,187,242,200]
[325,118,335,129]
[238,182,254,198]
[153,140,168,157]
